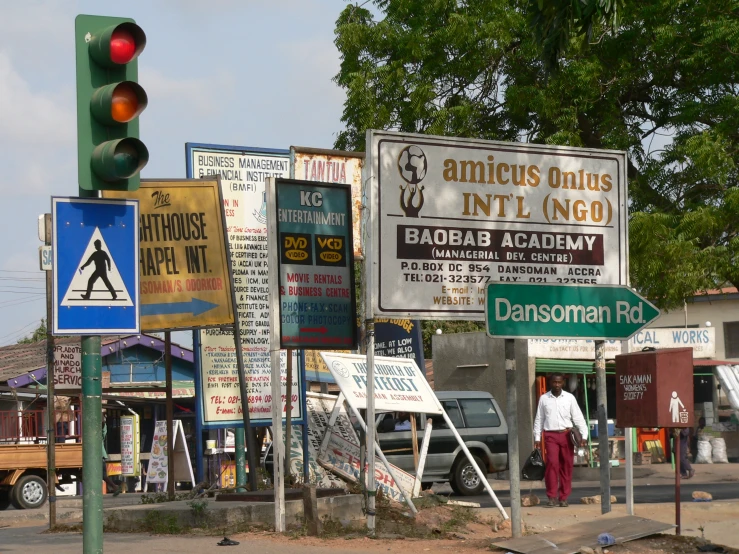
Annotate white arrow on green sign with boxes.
[485,283,660,340]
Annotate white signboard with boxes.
[367,130,628,319]
[293,148,364,258]
[145,420,194,486]
[120,414,140,476]
[187,144,301,425]
[528,327,716,359]
[53,342,81,389]
[319,353,442,415]
[304,393,415,502]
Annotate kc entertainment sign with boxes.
[366,131,627,319]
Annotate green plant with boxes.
[188,499,209,524]
[142,511,183,534]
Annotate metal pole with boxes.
[284,349,293,480]
[165,332,175,500]
[595,340,611,513]
[675,429,681,535]
[193,331,204,484]
[81,335,103,554]
[235,428,246,491]
[625,427,634,515]
[266,177,285,531]
[365,319,376,534]
[44,211,57,528]
[505,339,522,537]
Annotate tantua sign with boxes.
[366,130,627,319]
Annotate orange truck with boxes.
[0,409,83,510]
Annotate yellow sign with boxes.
[104,179,235,331]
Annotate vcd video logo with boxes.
[280,233,312,265]
[315,234,345,267]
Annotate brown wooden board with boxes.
[615,348,694,428]
[492,515,674,554]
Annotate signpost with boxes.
[274,178,357,350]
[52,197,140,335]
[485,283,660,339]
[187,143,294,493]
[366,129,631,535]
[103,178,235,331]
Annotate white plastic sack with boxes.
[711,437,729,463]
[695,439,713,464]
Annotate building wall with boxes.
[652,296,739,361]
[432,332,534,469]
[104,344,192,383]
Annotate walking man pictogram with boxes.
[79,239,117,300]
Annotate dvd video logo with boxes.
[315,234,346,267]
[281,233,312,265]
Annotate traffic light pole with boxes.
[81,335,103,554]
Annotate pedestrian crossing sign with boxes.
[52,197,140,335]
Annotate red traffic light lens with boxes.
[110,28,136,64]
[111,83,140,122]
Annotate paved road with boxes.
[456,481,739,507]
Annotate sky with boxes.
[0,0,357,347]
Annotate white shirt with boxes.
[533,390,588,442]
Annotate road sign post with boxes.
[485,283,660,339]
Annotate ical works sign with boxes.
[367,130,627,319]
[104,178,235,331]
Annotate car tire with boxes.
[452,455,486,496]
[0,488,10,510]
[12,475,47,510]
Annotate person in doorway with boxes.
[533,373,588,508]
[394,412,412,431]
[676,427,695,479]
[102,414,121,496]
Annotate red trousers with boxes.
[544,431,574,501]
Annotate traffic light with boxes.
[75,15,148,192]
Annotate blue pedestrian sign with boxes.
[52,197,140,335]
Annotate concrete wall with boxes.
[432,332,534,469]
[654,295,739,361]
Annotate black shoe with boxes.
[545,497,556,508]
[81,294,90,300]
[559,500,569,507]
[217,537,240,546]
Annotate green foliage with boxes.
[335,0,739,310]
[141,511,183,534]
[17,319,47,344]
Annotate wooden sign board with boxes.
[615,347,694,428]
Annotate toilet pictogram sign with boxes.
[52,197,139,335]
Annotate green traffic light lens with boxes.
[91,138,149,182]
[112,142,139,176]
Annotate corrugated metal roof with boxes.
[0,336,80,382]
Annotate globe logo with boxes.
[331,361,350,379]
[397,145,427,185]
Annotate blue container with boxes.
[589,420,616,439]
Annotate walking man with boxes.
[533,373,588,507]
[79,239,117,300]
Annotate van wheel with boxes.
[452,455,486,496]
[13,475,47,509]
[0,489,10,510]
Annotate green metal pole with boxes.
[81,335,103,553]
[583,375,594,468]
[235,428,246,492]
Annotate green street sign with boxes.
[485,283,660,340]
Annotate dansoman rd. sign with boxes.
[485,282,660,340]
[366,130,628,320]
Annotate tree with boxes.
[334,0,739,310]
[17,319,47,344]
